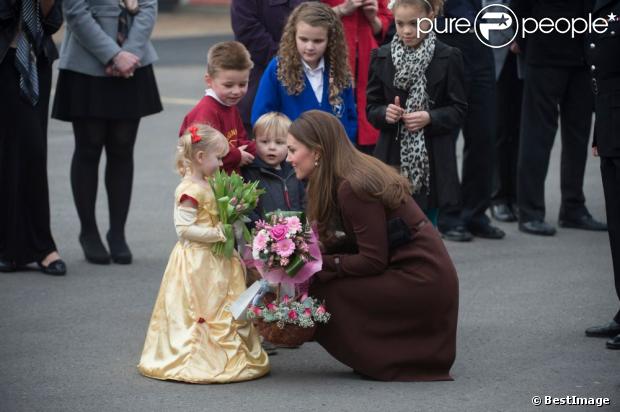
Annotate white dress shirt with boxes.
[302,57,325,104]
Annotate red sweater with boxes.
[179,96,256,175]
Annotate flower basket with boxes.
[255,319,316,347]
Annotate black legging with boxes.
[71,119,139,242]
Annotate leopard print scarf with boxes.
[391,31,436,194]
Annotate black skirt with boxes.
[52,65,163,121]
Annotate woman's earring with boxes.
[314,161,319,167]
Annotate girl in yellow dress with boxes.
[138,124,270,383]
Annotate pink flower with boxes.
[300,293,308,302]
[270,224,288,241]
[230,197,238,205]
[282,295,290,304]
[288,310,298,320]
[280,257,289,267]
[316,305,326,315]
[274,238,295,258]
[253,230,269,252]
[286,216,302,233]
[266,303,277,311]
[251,306,262,316]
[303,308,312,317]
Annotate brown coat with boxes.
[310,180,459,381]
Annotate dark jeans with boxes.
[517,65,592,223]
[600,157,620,323]
[437,33,496,229]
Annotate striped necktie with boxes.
[14,0,43,106]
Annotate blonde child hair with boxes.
[252,112,292,139]
[176,124,230,176]
[277,2,352,108]
[206,41,254,77]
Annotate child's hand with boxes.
[386,96,405,124]
[402,111,431,132]
[592,146,599,157]
[238,145,255,166]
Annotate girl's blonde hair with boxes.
[288,111,412,240]
[176,124,229,176]
[206,41,254,77]
[277,2,352,107]
[253,112,292,138]
[389,0,445,15]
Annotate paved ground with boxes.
[1,9,618,412]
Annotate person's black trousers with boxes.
[0,49,57,265]
[517,65,592,223]
[437,33,496,229]
[600,157,620,323]
[492,52,522,207]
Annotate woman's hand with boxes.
[402,111,431,132]
[336,0,362,17]
[385,96,405,124]
[362,0,378,21]
[112,51,141,78]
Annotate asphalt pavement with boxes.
[0,9,618,412]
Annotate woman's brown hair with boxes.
[277,2,352,108]
[288,111,412,238]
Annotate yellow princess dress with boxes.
[138,178,270,383]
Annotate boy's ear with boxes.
[205,73,212,88]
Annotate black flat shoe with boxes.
[37,259,67,276]
[468,222,506,239]
[107,232,132,264]
[491,204,517,222]
[585,321,620,338]
[79,232,111,264]
[519,220,556,236]
[606,334,620,350]
[559,214,607,231]
[439,225,473,242]
[0,259,17,273]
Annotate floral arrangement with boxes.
[247,293,330,329]
[251,211,321,283]
[209,170,264,257]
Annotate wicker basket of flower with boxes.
[247,294,330,347]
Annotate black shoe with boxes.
[490,204,517,222]
[519,220,556,236]
[559,214,607,231]
[261,340,278,356]
[440,225,473,242]
[107,232,132,264]
[606,334,620,350]
[468,222,505,239]
[0,259,17,273]
[585,320,620,338]
[37,259,67,276]
[79,232,111,264]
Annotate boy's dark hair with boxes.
[207,41,254,76]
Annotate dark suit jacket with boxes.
[512,0,589,66]
[367,41,468,209]
[586,0,620,157]
[0,0,63,64]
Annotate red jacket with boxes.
[323,0,392,146]
[180,96,256,175]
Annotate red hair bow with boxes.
[188,126,201,144]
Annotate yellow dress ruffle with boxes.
[138,179,269,383]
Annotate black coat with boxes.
[512,0,590,67]
[367,40,468,210]
[0,0,62,64]
[586,0,620,157]
[241,157,306,224]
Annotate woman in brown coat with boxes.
[286,110,458,381]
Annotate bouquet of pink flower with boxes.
[251,211,322,284]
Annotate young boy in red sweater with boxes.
[180,41,256,174]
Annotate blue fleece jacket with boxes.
[251,57,358,142]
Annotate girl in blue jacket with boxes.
[251,2,358,142]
